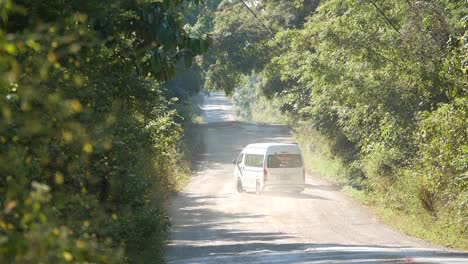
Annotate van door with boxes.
[244,154,265,190]
[266,153,304,186]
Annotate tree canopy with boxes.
[0,0,208,262]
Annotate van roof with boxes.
[242,143,302,156]
[245,143,298,149]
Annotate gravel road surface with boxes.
[165,93,468,264]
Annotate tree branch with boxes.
[239,0,283,49]
[368,0,401,35]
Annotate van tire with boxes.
[255,181,261,196]
[236,178,243,193]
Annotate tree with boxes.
[0,0,208,262]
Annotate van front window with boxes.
[267,154,302,168]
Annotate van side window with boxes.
[237,153,244,164]
[244,154,264,167]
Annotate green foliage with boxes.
[415,98,468,227]
[273,0,466,220]
[232,75,259,120]
[204,0,306,93]
[232,74,287,123]
[216,0,467,248]
[0,0,207,262]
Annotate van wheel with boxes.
[255,181,261,196]
[236,178,243,193]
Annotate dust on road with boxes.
[165,93,468,264]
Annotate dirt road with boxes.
[165,93,468,263]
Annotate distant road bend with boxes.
[165,93,468,264]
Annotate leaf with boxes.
[190,39,201,54]
[184,52,193,68]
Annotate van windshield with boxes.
[267,154,302,168]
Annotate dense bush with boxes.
[415,98,468,227]
[0,0,207,262]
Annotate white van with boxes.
[233,143,305,195]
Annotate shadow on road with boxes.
[305,183,340,192]
[251,191,332,201]
[188,122,292,172]
[168,243,468,264]
[168,193,290,241]
[166,194,468,264]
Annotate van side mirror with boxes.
[232,159,237,164]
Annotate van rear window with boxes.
[267,154,302,168]
[245,154,264,167]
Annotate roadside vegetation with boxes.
[1,0,466,262]
[0,0,207,263]
[194,0,467,249]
